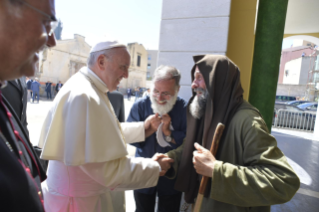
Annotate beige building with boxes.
[38,34,91,84]
[119,42,148,92]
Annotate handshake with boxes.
[152,153,174,176]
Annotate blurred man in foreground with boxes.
[0,0,57,211]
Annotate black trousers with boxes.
[134,190,182,212]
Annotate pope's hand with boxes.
[145,114,162,132]
[152,153,174,176]
[193,143,215,178]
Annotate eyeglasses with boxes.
[20,0,58,36]
[152,90,172,99]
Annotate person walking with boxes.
[45,81,52,100]
[31,78,40,103]
[26,77,33,101]
[55,80,63,94]
[127,87,132,100]
[135,87,140,102]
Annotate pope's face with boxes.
[0,0,56,81]
[191,66,206,96]
[104,48,130,91]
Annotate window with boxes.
[148,55,151,60]
[147,63,151,69]
[285,70,289,76]
[137,55,141,67]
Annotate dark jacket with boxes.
[26,79,33,90]
[55,83,63,92]
[2,78,28,135]
[0,88,46,212]
[45,82,52,92]
[127,96,187,195]
[107,91,125,122]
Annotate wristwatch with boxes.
[165,134,172,142]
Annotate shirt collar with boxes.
[0,80,8,89]
[80,67,109,94]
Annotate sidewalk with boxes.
[28,97,319,212]
[272,127,319,142]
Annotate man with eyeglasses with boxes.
[127,65,187,212]
[0,0,57,211]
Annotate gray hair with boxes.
[152,65,181,88]
[87,48,124,68]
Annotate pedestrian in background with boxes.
[45,81,52,100]
[135,87,140,102]
[142,88,150,97]
[26,77,33,101]
[127,87,132,100]
[55,80,63,94]
[31,78,40,103]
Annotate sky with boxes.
[55,0,163,50]
[282,39,294,50]
[55,1,301,51]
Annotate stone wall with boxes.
[158,0,231,101]
[276,84,307,98]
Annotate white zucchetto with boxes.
[90,41,126,53]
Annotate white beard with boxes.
[150,91,178,115]
[189,89,207,119]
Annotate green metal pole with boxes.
[249,0,289,131]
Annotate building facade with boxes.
[119,42,148,92]
[279,46,314,84]
[146,50,158,80]
[38,34,91,84]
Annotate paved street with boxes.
[271,129,319,212]
[27,97,319,212]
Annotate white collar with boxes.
[0,80,8,89]
[80,67,109,94]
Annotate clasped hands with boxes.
[144,113,171,138]
[152,153,174,176]
[152,142,216,177]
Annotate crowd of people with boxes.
[0,1,300,212]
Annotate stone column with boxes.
[248,0,289,131]
[158,0,232,100]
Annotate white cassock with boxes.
[38,67,159,212]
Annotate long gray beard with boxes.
[150,91,178,115]
[189,89,207,119]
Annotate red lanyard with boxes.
[0,90,44,208]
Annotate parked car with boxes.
[275,95,296,103]
[285,100,309,106]
[297,102,318,111]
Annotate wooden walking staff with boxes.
[193,123,225,212]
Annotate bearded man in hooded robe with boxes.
[159,55,300,212]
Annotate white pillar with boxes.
[158,0,232,101]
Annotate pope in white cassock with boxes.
[38,41,173,212]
